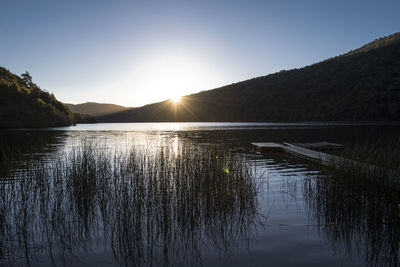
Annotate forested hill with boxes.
[65,102,129,117]
[100,32,400,122]
[0,67,74,128]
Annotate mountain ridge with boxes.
[65,102,130,117]
[98,32,400,122]
[343,32,400,57]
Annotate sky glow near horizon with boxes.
[1,0,399,107]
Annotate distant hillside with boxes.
[0,67,74,128]
[66,102,129,117]
[100,32,400,122]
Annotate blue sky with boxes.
[1,0,399,106]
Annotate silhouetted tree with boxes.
[21,71,32,87]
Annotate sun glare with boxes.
[128,49,221,106]
[171,95,181,103]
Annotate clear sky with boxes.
[1,0,399,107]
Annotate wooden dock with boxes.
[251,142,342,167]
[252,142,399,183]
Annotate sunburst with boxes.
[171,95,181,103]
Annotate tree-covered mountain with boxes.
[0,67,74,128]
[100,32,400,123]
[65,102,129,117]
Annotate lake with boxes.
[1,122,400,266]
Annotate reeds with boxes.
[0,137,262,266]
[317,132,400,185]
[303,173,400,267]
[336,133,400,173]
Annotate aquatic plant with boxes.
[0,138,262,266]
[303,173,400,267]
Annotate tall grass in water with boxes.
[303,172,400,267]
[0,138,262,266]
[299,130,400,266]
[335,133,400,176]
[316,132,400,187]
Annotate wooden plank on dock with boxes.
[251,142,283,151]
[292,142,344,150]
[281,142,339,167]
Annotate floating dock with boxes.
[252,142,399,183]
[251,142,343,167]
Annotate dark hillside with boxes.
[100,32,400,122]
[0,67,74,128]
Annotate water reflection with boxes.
[0,131,67,178]
[2,125,400,266]
[53,122,400,132]
[0,137,262,266]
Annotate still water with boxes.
[1,123,399,266]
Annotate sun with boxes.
[171,95,181,103]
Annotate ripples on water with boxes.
[1,123,400,266]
